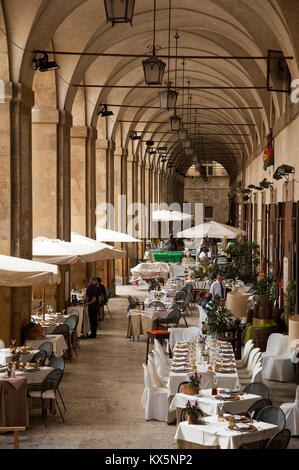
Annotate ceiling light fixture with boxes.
[178,60,188,141]
[142,0,166,85]
[259,178,273,189]
[169,32,181,132]
[97,104,114,117]
[104,0,135,26]
[32,52,59,72]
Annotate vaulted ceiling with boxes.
[1,0,299,180]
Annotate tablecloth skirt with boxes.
[0,377,29,427]
[127,316,159,338]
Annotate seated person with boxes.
[201,293,213,309]
[197,291,206,306]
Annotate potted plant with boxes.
[205,298,234,339]
[252,273,276,319]
[188,372,201,395]
[225,240,260,284]
[184,400,203,425]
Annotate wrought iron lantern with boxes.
[183,138,192,149]
[158,83,178,110]
[104,0,135,26]
[169,114,181,132]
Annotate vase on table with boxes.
[188,385,200,395]
[187,413,199,425]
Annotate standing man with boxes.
[210,274,226,301]
[95,277,107,321]
[86,278,99,338]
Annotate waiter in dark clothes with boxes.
[86,278,99,338]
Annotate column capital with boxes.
[114,147,127,158]
[32,108,59,124]
[96,138,114,150]
[70,126,97,139]
[0,81,34,108]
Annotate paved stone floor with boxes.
[0,284,298,449]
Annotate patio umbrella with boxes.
[0,254,60,287]
[177,220,245,239]
[71,233,126,260]
[96,227,141,242]
[152,210,192,222]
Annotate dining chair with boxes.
[236,340,254,369]
[152,350,169,385]
[177,381,191,394]
[48,357,66,411]
[157,309,181,330]
[28,369,64,426]
[280,385,299,436]
[243,382,270,400]
[38,341,54,361]
[63,314,80,357]
[246,398,273,420]
[265,429,291,449]
[103,289,112,319]
[31,350,47,366]
[148,301,165,309]
[256,405,286,431]
[141,364,168,422]
[52,323,71,360]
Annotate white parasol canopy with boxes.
[96,226,141,243]
[0,254,61,287]
[71,233,126,260]
[152,210,192,222]
[177,221,246,239]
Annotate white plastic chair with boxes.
[154,339,171,373]
[152,350,169,386]
[0,339,5,349]
[251,362,263,383]
[141,364,168,422]
[182,327,201,342]
[148,354,165,388]
[262,334,295,382]
[236,340,254,369]
[238,348,261,378]
[280,386,299,436]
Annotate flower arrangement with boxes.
[205,298,234,338]
[189,372,201,388]
[198,334,206,344]
[184,400,203,424]
[10,349,21,363]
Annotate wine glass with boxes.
[10,339,16,350]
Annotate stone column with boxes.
[114,147,127,285]
[126,152,135,275]
[0,81,34,345]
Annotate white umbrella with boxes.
[152,210,192,222]
[33,237,80,265]
[0,254,60,287]
[71,233,126,260]
[96,227,141,243]
[177,221,245,239]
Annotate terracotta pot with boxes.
[188,385,199,395]
[187,413,199,425]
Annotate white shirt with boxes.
[209,280,226,300]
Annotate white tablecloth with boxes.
[0,348,39,364]
[127,308,170,322]
[0,367,53,385]
[174,415,279,449]
[25,335,68,357]
[169,389,261,416]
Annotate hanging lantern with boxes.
[143,55,166,85]
[104,0,135,25]
[158,83,178,110]
[178,127,187,141]
[169,114,181,132]
[183,138,192,149]
[186,147,194,156]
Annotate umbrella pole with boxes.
[42,287,46,321]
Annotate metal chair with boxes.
[31,350,47,366]
[64,314,80,357]
[52,323,70,341]
[256,406,286,431]
[157,309,181,330]
[48,357,66,411]
[177,381,191,394]
[104,288,112,319]
[243,382,270,399]
[28,369,64,426]
[38,341,53,361]
[246,398,273,419]
[265,429,291,449]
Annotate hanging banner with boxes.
[263,129,274,170]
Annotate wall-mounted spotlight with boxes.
[247,184,256,189]
[32,52,59,72]
[243,196,250,202]
[146,140,154,147]
[273,164,295,181]
[259,178,273,189]
[129,131,141,140]
[254,186,263,191]
[241,189,251,194]
[97,104,114,117]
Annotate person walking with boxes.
[209,274,226,302]
[86,278,99,338]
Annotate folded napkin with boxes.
[217,394,233,399]
[174,357,186,362]
[173,365,189,371]
[234,423,251,430]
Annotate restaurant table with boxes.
[127,308,170,338]
[169,389,261,422]
[25,334,68,357]
[0,348,39,364]
[0,376,29,427]
[174,415,279,449]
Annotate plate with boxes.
[24,366,40,372]
[215,395,240,401]
[224,415,252,423]
[228,424,256,432]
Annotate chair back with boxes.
[174,290,187,302]
[68,309,79,317]
[183,327,201,342]
[251,362,263,382]
[0,339,4,349]
[247,398,272,419]
[31,350,47,366]
[249,352,262,374]
[183,283,193,295]
[165,309,181,326]
[256,405,286,431]
[154,338,164,356]
[48,356,65,372]
[148,355,163,388]
[265,333,288,356]
[265,429,291,449]
[295,385,299,405]
[243,339,254,358]
[52,323,70,340]
[41,369,63,394]
[38,341,53,360]
[177,381,191,394]
[170,303,182,313]
[152,350,166,379]
[246,348,261,371]
[148,301,165,309]
[106,289,111,302]
[64,314,79,332]
[244,382,269,399]
[143,364,153,391]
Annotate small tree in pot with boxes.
[205,297,234,339]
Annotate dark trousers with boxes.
[88,310,98,337]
